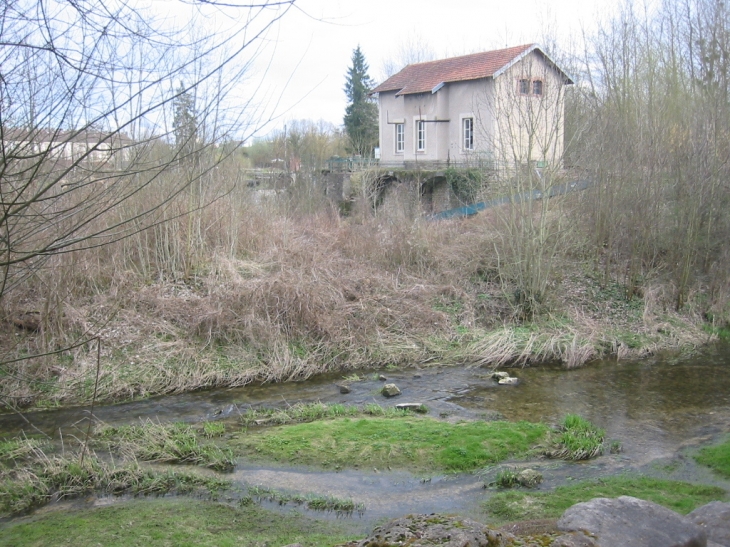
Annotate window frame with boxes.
[462,117,474,151]
[518,79,531,95]
[518,78,544,96]
[416,120,426,152]
[395,123,405,153]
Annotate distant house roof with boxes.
[371,44,573,97]
[2,127,133,145]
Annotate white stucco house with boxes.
[371,44,573,170]
[2,128,133,167]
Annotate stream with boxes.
[2,343,730,531]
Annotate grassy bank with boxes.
[234,406,609,472]
[0,430,231,517]
[694,437,730,477]
[0,453,229,516]
[237,417,548,472]
[0,498,359,547]
[0,408,610,515]
[483,475,727,523]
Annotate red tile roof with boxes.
[372,44,569,96]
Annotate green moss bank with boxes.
[236,417,549,472]
[0,498,358,547]
[484,475,727,524]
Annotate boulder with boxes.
[688,501,730,547]
[498,377,519,385]
[557,496,707,547]
[382,383,401,397]
[339,513,515,546]
[517,468,543,487]
[338,384,352,394]
[492,371,510,380]
[379,374,388,381]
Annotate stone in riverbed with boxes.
[517,468,543,487]
[491,371,519,385]
[338,513,515,546]
[338,384,351,394]
[381,383,401,397]
[498,376,519,385]
[557,496,706,547]
[395,403,427,413]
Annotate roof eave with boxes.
[493,44,539,78]
[431,82,444,94]
[493,44,574,84]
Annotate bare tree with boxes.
[0,0,297,404]
[572,0,730,313]
[477,51,572,317]
[380,33,438,80]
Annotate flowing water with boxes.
[2,344,730,529]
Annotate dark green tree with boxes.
[173,82,199,165]
[343,46,378,157]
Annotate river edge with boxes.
[1,347,730,545]
[1,287,720,414]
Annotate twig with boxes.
[80,337,102,466]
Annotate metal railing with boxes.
[325,156,379,172]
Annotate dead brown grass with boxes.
[0,171,717,407]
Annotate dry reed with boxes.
[0,160,718,407]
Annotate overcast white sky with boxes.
[244,0,625,138]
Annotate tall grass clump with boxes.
[0,437,47,462]
[541,414,605,460]
[0,452,229,516]
[247,485,364,515]
[94,421,235,472]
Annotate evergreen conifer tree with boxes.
[343,46,378,157]
[173,82,199,165]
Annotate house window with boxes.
[463,118,474,150]
[395,123,404,153]
[520,78,544,96]
[416,120,426,151]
